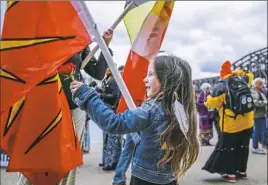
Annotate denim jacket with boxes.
[73,84,175,184]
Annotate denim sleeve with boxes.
[73,84,154,135]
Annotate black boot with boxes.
[102,165,114,171]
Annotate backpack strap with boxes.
[225,113,240,120]
[224,77,234,108]
[224,111,245,120]
[221,77,243,120]
[221,105,225,132]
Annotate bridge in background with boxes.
[193,47,268,92]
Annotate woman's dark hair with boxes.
[153,55,200,180]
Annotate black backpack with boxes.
[223,76,254,119]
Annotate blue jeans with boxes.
[83,119,91,152]
[252,118,267,149]
[113,134,135,184]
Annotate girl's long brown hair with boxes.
[153,55,200,180]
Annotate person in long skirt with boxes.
[196,83,213,146]
[98,67,123,171]
[202,61,254,183]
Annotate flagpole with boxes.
[81,1,135,70]
[81,2,137,111]
[0,1,7,37]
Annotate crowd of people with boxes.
[71,57,267,185]
[71,54,200,185]
[1,29,267,185]
[196,61,267,183]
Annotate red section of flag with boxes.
[116,1,174,113]
[116,51,149,113]
[0,1,91,112]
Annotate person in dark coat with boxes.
[99,66,123,171]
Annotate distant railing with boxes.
[193,47,268,92]
[232,47,267,79]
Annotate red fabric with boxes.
[116,51,149,113]
[116,2,175,113]
[0,2,91,184]
[58,63,76,74]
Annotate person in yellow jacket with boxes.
[202,60,254,183]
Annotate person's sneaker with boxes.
[252,148,266,154]
[236,172,248,179]
[221,174,236,183]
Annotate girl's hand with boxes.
[70,80,84,95]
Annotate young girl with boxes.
[70,55,200,185]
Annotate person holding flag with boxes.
[57,28,114,149]
[71,54,200,185]
[0,1,112,185]
[112,1,175,184]
[17,23,114,185]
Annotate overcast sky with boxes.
[86,1,267,79]
[1,1,267,80]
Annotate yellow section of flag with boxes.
[151,1,165,16]
[123,1,155,43]
[123,1,172,44]
[117,1,175,113]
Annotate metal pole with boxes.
[81,1,135,69]
[80,2,137,111]
[0,1,7,38]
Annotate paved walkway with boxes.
[1,139,267,185]
[1,123,267,185]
